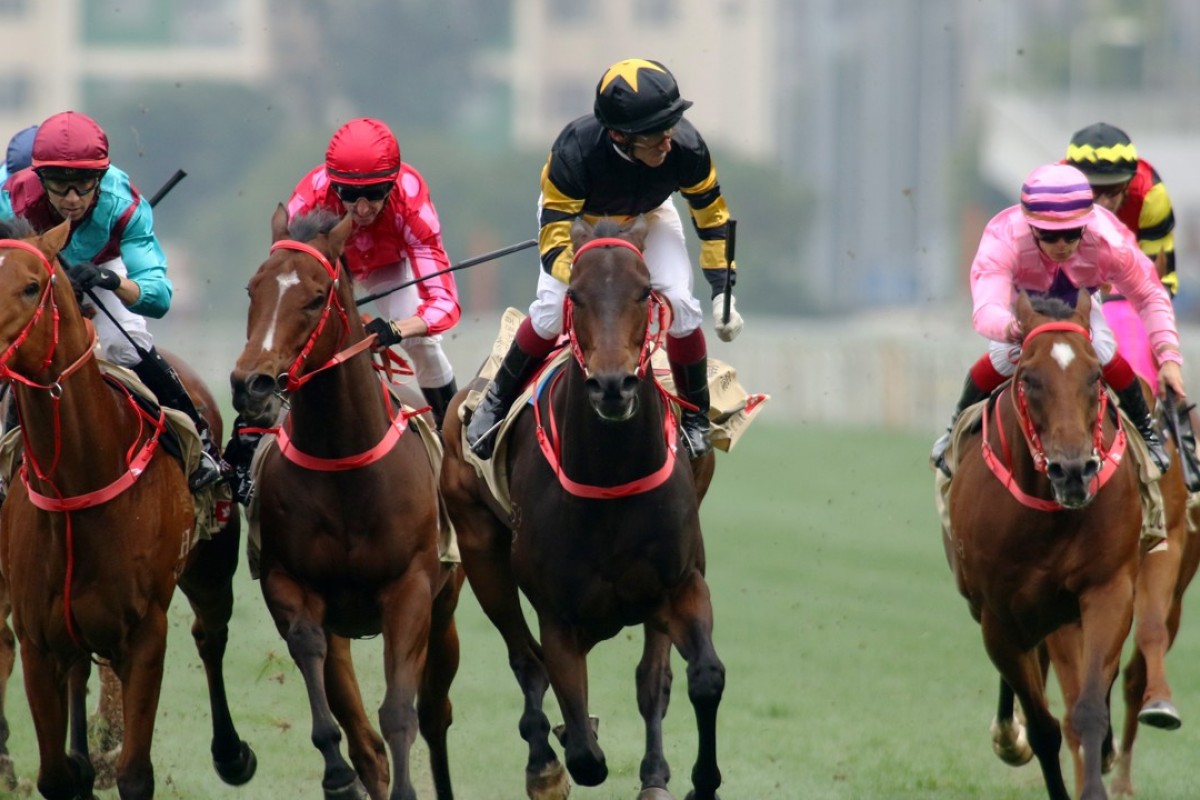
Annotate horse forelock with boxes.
[288,208,342,244]
[0,216,35,240]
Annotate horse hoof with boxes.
[990,717,1034,766]
[526,760,571,800]
[0,755,15,790]
[324,777,370,800]
[638,787,674,800]
[1139,700,1182,730]
[214,741,258,785]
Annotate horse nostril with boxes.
[1047,462,1066,482]
[584,376,603,401]
[1081,458,1101,481]
[620,375,638,398]
[247,373,276,399]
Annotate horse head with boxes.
[1013,290,1107,508]
[0,218,85,382]
[566,215,660,422]
[231,204,355,425]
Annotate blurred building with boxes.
[0,0,269,141]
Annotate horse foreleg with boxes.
[635,625,674,797]
[1072,581,1135,800]
[453,512,563,799]
[1129,544,1183,729]
[990,678,1032,766]
[378,569,435,800]
[1045,624,1087,791]
[22,645,86,800]
[661,571,724,800]
[178,531,258,786]
[265,571,365,800]
[0,574,16,790]
[981,614,1071,800]
[325,634,388,799]
[538,619,606,788]
[113,608,170,800]
[418,565,463,800]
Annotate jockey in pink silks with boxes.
[930,163,1185,477]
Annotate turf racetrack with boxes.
[2,423,1200,798]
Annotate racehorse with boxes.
[0,218,256,799]
[229,206,463,800]
[441,216,724,800]
[944,290,1142,800]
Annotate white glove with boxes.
[712,294,744,342]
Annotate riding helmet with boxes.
[1020,163,1096,230]
[1065,122,1139,186]
[31,111,110,172]
[325,118,401,185]
[593,58,693,134]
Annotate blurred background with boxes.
[2,0,1198,432]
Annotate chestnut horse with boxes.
[229,206,463,800]
[945,291,1142,800]
[441,217,724,800]
[0,220,256,799]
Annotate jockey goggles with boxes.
[1091,181,1130,199]
[628,126,677,148]
[1032,226,1084,244]
[333,182,391,203]
[40,173,101,198]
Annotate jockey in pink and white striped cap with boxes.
[1019,163,1096,229]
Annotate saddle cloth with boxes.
[458,307,770,515]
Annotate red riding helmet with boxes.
[325,118,401,185]
[31,111,110,172]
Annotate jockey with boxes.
[0,124,37,185]
[223,117,461,504]
[1064,122,1177,389]
[0,111,223,492]
[466,57,743,461]
[930,163,1185,477]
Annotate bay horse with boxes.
[441,216,724,800]
[229,206,463,800]
[0,218,256,798]
[944,290,1142,800]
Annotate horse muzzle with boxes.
[1046,454,1101,509]
[584,372,639,422]
[230,371,285,424]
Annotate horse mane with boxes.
[288,208,342,244]
[1028,294,1074,320]
[0,216,36,239]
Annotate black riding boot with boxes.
[1113,380,1170,473]
[222,415,263,506]
[930,373,992,477]
[466,341,541,460]
[421,378,458,432]
[670,357,712,460]
[132,347,223,492]
[1175,404,1200,491]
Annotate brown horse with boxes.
[229,206,463,800]
[945,291,1142,800]
[441,216,724,800]
[0,219,256,799]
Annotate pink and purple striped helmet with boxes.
[1020,163,1095,230]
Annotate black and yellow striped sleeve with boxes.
[680,164,734,296]
[1138,180,1176,295]
[538,156,585,284]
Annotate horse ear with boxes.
[326,214,354,260]
[624,215,649,250]
[38,220,70,260]
[569,217,594,250]
[270,204,290,243]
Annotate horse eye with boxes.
[22,281,39,298]
[305,294,325,312]
[566,288,581,307]
[639,286,651,301]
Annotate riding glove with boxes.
[365,317,403,346]
[70,262,121,292]
[712,294,744,342]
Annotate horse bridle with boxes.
[0,238,64,381]
[564,237,669,379]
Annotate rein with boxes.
[532,236,678,498]
[981,320,1127,511]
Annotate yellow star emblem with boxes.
[599,59,665,95]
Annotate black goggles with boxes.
[1032,226,1084,244]
[40,174,101,198]
[333,182,391,203]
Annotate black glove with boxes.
[365,317,403,347]
[70,262,121,292]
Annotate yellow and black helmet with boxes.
[593,58,693,134]
[1065,122,1139,186]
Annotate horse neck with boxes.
[555,363,670,482]
[287,348,393,456]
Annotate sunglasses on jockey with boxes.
[38,170,102,199]
[333,182,392,204]
[1031,226,1084,244]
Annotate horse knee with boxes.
[686,658,725,707]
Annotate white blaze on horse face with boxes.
[1050,341,1076,371]
[262,271,301,351]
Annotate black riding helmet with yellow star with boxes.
[593,58,693,134]
[1065,122,1139,186]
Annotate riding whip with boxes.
[722,219,737,326]
[354,238,538,306]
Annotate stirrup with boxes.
[679,413,712,460]
[930,430,952,477]
[189,451,223,492]
[467,417,503,460]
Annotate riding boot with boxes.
[222,415,263,506]
[466,340,542,460]
[1176,404,1200,492]
[421,378,458,432]
[132,347,223,492]
[670,356,712,460]
[1113,380,1170,473]
[930,373,992,477]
